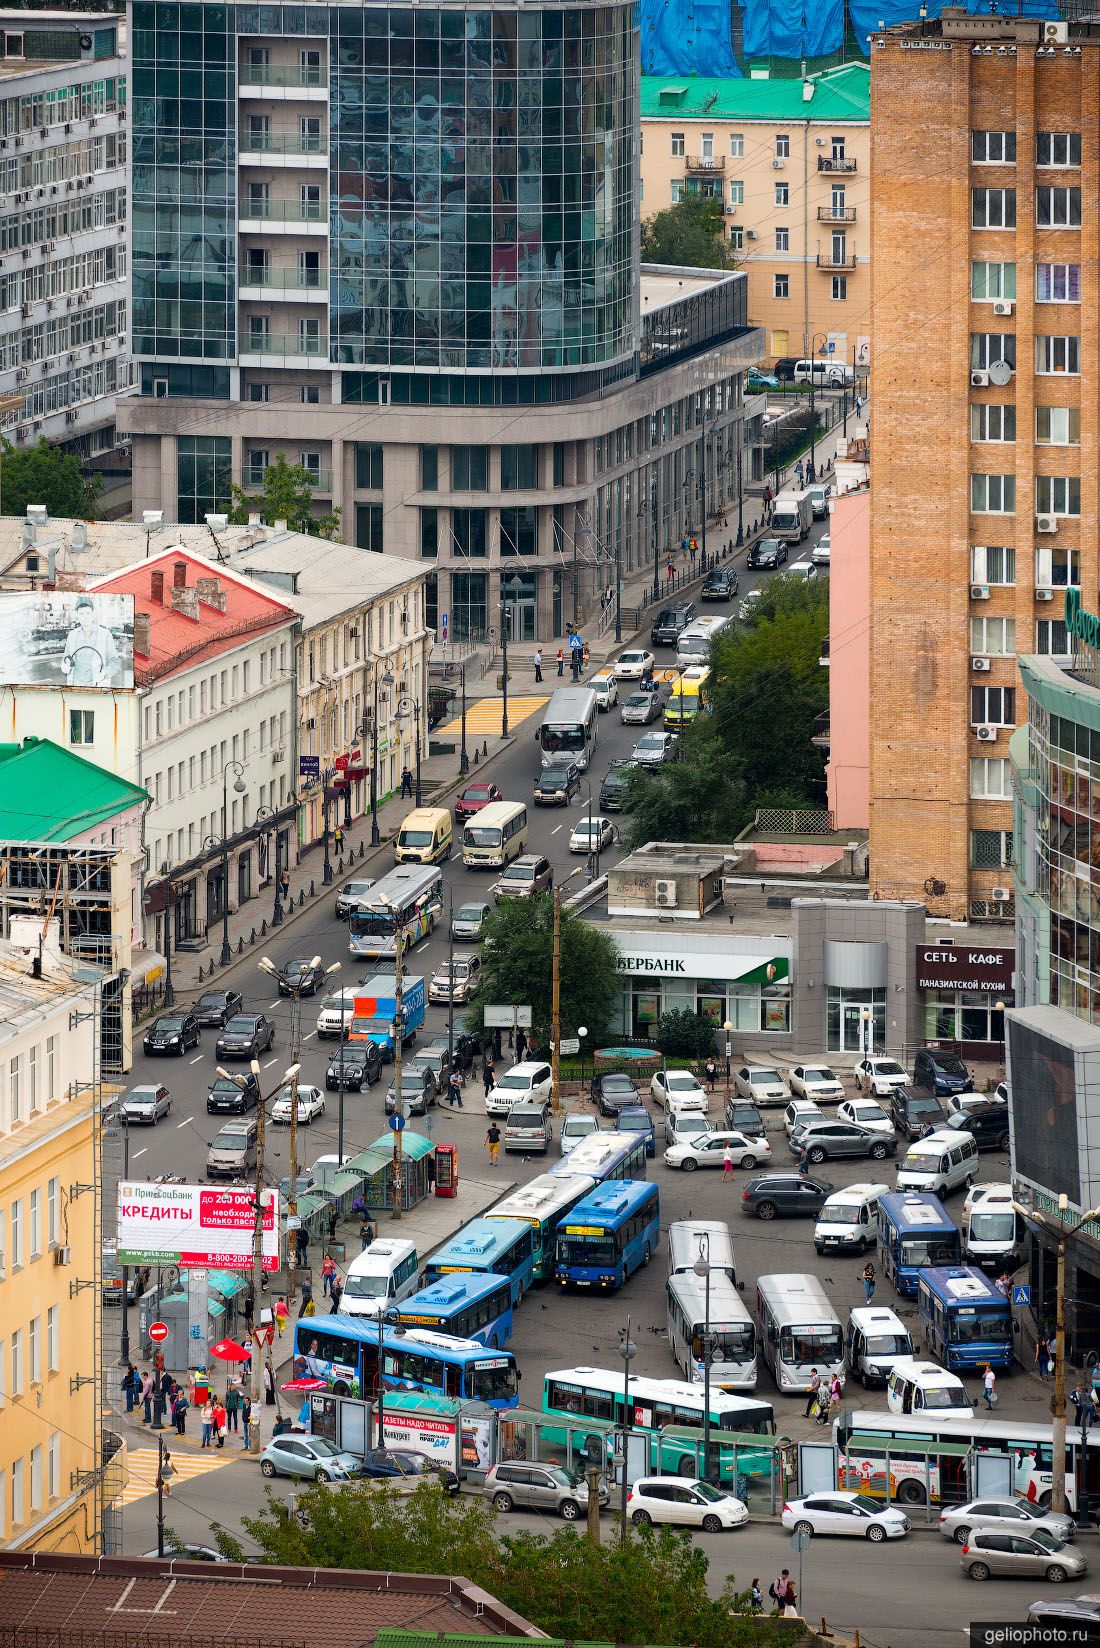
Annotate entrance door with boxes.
[842,1003,865,1052]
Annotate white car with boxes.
[590,671,619,710]
[784,1098,824,1137]
[855,1058,910,1096]
[963,1179,1013,1220]
[782,1491,910,1543]
[739,589,762,621]
[735,1065,789,1106]
[651,1068,707,1108]
[559,1113,600,1155]
[315,989,360,1039]
[569,816,615,854]
[811,534,831,567]
[615,648,656,680]
[628,1477,748,1531]
[271,1084,326,1125]
[663,1110,711,1148]
[787,559,817,581]
[788,1064,844,1102]
[946,1089,1006,1118]
[486,1060,553,1117]
[663,1129,771,1172]
[837,1098,896,1136]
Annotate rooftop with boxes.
[640,62,869,123]
[223,532,425,630]
[0,738,147,842]
[0,938,101,1045]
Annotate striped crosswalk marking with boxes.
[111,1446,238,1507]
[437,694,549,738]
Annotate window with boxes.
[28,1188,39,1259]
[971,261,1016,300]
[452,446,487,491]
[670,180,683,205]
[1036,545,1079,587]
[1036,619,1070,656]
[28,1317,39,1384]
[46,1305,57,1373]
[775,227,789,251]
[729,225,744,251]
[700,132,714,160]
[1035,476,1080,517]
[11,1456,22,1527]
[971,473,1015,513]
[669,131,685,156]
[1036,187,1081,227]
[728,179,744,205]
[69,710,94,746]
[775,134,790,158]
[500,444,537,490]
[9,1056,21,1126]
[971,685,1016,725]
[28,1046,37,1115]
[971,757,1011,799]
[11,1328,22,1395]
[1035,406,1080,445]
[971,545,1015,585]
[972,189,1016,228]
[1037,132,1081,167]
[452,507,487,557]
[729,132,744,157]
[355,503,383,552]
[1035,336,1079,374]
[971,404,1015,442]
[971,828,1012,869]
[775,183,789,206]
[46,1035,56,1101]
[47,1434,59,1500]
[247,383,269,403]
[972,131,1016,164]
[420,445,437,491]
[355,443,383,489]
[970,334,1016,371]
[419,506,438,558]
[970,617,1015,655]
[774,274,789,299]
[299,385,320,405]
[1036,263,1080,302]
[831,276,848,301]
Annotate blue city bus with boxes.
[554,1179,661,1290]
[395,1272,514,1348]
[423,1217,537,1307]
[484,1173,597,1283]
[547,1130,648,1185]
[917,1266,1014,1373]
[877,1191,961,1296]
[292,1317,519,1407]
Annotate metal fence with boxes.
[754,807,835,835]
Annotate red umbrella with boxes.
[209,1338,250,1362]
[280,1376,327,1392]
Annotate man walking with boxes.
[485,1121,501,1165]
[769,1572,793,1611]
[861,1259,876,1303]
[803,1368,821,1420]
[794,459,804,488]
[533,647,543,683]
[401,764,414,799]
[515,1027,528,1063]
[983,1364,997,1412]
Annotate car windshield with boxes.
[603,1076,635,1094]
[899,1237,961,1267]
[676,1116,709,1135]
[462,788,491,803]
[950,1305,1011,1346]
[344,1272,388,1300]
[509,1110,544,1126]
[693,1481,727,1503]
[465,826,502,846]
[667,1072,698,1088]
[495,1074,530,1091]
[198,995,225,1009]
[866,1334,910,1356]
[541,768,571,783]
[780,1325,842,1364]
[618,1115,649,1133]
[850,1495,882,1513]
[211,1078,241,1094]
[557,1234,616,1265]
[398,830,433,846]
[936,1055,968,1076]
[908,1096,945,1116]
[502,864,534,881]
[224,1018,254,1034]
[1029,1529,1064,1553]
[636,735,663,749]
[626,695,648,707]
[622,653,646,664]
[157,1018,183,1031]
[803,1068,836,1082]
[876,1061,906,1077]
[456,903,486,921]
[307,1438,340,1457]
[853,1105,887,1122]
[213,1128,248,1147]
[923,1385,966,1409]
[750,1069,781,1084]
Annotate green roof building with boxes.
[0,737,148,843]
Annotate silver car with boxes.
[260,1435,363,1482]
[941,1498,1076,1547]
[504,1103,553,1153]
[961,1528,1087,1584]
[621,691,661,725]
[483,1460,607,1521]
[335,877,375,919]
[662,1110,711,1148]
[559,1113,600,1155]
[120,1083,172,1124]
[452,900,491,941]
[631,730,680,767]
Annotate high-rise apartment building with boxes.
[120,0,761,641]
[869,6,1094,925]
[0,12,130,463]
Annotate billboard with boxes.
[0,591,134,689]
[915,944,1015,993]
[1007,1020,1081,1205]
[117,1181,280,1271]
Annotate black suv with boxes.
[207,1071,261,1114]
[600,761,636,811]
[701,567,738,601]
[739,1174,833,1219]
[650,603,696,647]
[724,1097,765,1136]
[889,1085,949,1139]
[143,1012,200,1056]
[913,1047,972,1097]
[326,1041,384,1092]
[216,1013,276,1060]
[773,356,800,382]
[192,990,243,1028]
[953,1104,1011,1153]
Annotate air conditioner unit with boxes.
[772,158,785,170]
[970,369,990,388]
[971,656,991,672]
[992,885,1012,902]
[970,584,990,601]
[1044,19,1069,40]
[993,299,1014,317]
[725,205,737,216]
[65,410,77,422]
[1036,587,1055,602]
[976,724,999,742]
[1037,514,1058,534]
[271,748,285,763]
[654,878,678,907]
[746,229,757,239]
[53,1245,71,1266]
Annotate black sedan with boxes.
[192,990,243,1029]
[701,567,739,600]
[278,957,325,996]
[591,1071,642,1117]
[326,1042,384,1092]
[747,538,787,570]
[534,762,581,805]
[215,1014,276,1060]
[739,1173,834,1220]
[724,1098,765,1135]
[359,1448,459,1494]
[207,1071,260,1114]
[143,1012,201,1056]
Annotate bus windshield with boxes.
[950,1306,1011,1345]
[970,1212,1016,1243]
[900,1235,960,1267]
[464,825,502,848]
[351,908,398,937]
[780,1325,842,1365]
[470,1360,520,1403]
[541,725,586,754]
[558,1233,614,1265]
[866,1333,910,1357]
[702,1325,755,1363]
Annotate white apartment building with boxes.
[0,12,130,462]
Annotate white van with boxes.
[886,1357,974,1419]
[667,1218,736,1283]
[341,1238,420,1317]
[895,1128,979,1197]
[814,1183,889,1255]
[793,357,855,387]
[845,1306,914,1388]
[965,1184,1022,1270]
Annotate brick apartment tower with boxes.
[869,8,1095,922]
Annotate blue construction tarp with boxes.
[741,0,843,60]
[849,0,1056,48]
[640,0,741,75]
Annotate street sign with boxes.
[389,1113,405,1132]
[790,1527,812,1552]
[299,754,320,782]
[149,1320,169,1344]
[485,1004,532,1029]
[441,612,449,644]
[569,633,583,651]
[559,1037,580,1055]
[286,1215,302,1231]
[1013,1285,1031,1307]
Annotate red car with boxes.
[454,782,503,822]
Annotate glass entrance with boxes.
[500,571,537,642]
[827,987,885,1053]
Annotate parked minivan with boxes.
[395,806,452,865]
[887,1358,973,1418]
[895,1128,979,1197]
[793,357,855,387]
[814,1183,888,1255]
[914,1047,972,1098]
[206,1118,258,1179]
[846,1306,914,1388]
[341,1238,420,1317]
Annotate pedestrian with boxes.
[995,1269,1012,1298]
[158,1447,174,1498]
[359,1215,374,1252]
[855,392,864,418]
[321,1252,337,1298]
[782,1580,799,1619]
[327,1202,338,1244]
[722,1144,734,1182]
[482,1049,495,1096]
[225,1382,240,1433]
[983,1364,997,1412]
[330,1276,343,1313]
[448,1069,464,1109]
[515,1027,528,1063]
[794,460,803,487]
[666,558,675,584]
[804,1369,821,1420]
[1091,1361,1100,1405]
[861,1259,876,1304]
[749,1579,764,1613]
[533,648,543,683]
[274,1295,288,1336]
[121,1363,137,1414]
[769,1571,793,1611]
[241,1396,253,1450]
[582,642,590,670]
[141,1369,154,1424]
[241,1336,253,1378]
[172,1390,188,1435]
[704,1055,717,1091]
[1036,1336,1050,1379]
[571,646,581,681]
[295,1225,308,1268]
[556,647,565,676]
[264,1357,276,1406]
[200,1399,214,1448]
[213,1398,227,1448]
[279,866,290,904]
[485,1121,501,1165]
[1048,1333,1058,1377]
[797,1145,810,1178]
[827,1372,843,1422]
[401,764,414,799]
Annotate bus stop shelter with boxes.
[498,1407,617,1477]
[346,1131,435,1211]
[659,1427,792,1512]
[833,1429,973,1524]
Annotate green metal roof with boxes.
[367,1129,436,1162]
[0,737,147,842]
[641,63,869,123]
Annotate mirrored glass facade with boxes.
[1028,700,1100,1021]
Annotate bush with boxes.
[655,1008,715,1059]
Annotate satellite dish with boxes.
[988,359,1013,386]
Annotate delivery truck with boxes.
[769,490,814,543]
[346,973,426,1060]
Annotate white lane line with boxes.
[267,999,281,1011]
[189,1054,204,1065]
[550,825,562,835]
[132,1147,147,1159]
[263,1058,278,1070]
[176,1118,190,1129]
[303,1031,316,1041]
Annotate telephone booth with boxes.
[435,1143,458,1197]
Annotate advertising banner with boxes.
[0,591,134,688]
[117,1181,280,1271]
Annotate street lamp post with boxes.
[722,1018,733,1092]
[500,575,521,739]
[320,776,335,886]
[456,661,469,775]
[374,1304,401,1443]
[618,1317,637,1542]
[694,1235,713,1482]
[369,670,394,847]
[809,331,830,478]
[209,760,247,966]
[255,805,283,929]
[397,695,422,806]
[244,1053,300,1453]
[702,420,718,562]
[118,1109,131,1363]
[161,872,176,1009]
[736,442,744,548]
[650,483,660,603]
[550,866,584,1114]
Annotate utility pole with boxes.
[156,1435,167,1556]
[391,915,405,1221]
[550,886,563,1117]
[250,1054,267,1454]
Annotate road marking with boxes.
[132,1147,146,1159]
[263,1058,278,1070]
[176,1119,190,1129]
[303,1031,316,1041]
[111,1447,238,1508]
[189,1054,204,1065]
[267,1000,281,1011]
[550,825,562,834]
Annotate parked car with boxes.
[889,1085,949,1139]
[424,1031,480,1073]
[615,648,657,679]
[784,1098,825,1137]
[621,691,662,725]
[533,763,580,805]
[504,1103,553,1154]
[788,1064,845,1102]
[960,1528,1086,1584]
[952,1104,1011,1153]
[143,1012,200,1056]
[492,854,554,899]
[940,1499,1076,1548]
[664,1129,770,1172]
[650,603,696,647]
[747,538,787,570]
[325,1042,384,1093]
[591,1071,642,1117]
[616,1104,656,1157]
[454,781,503,822]
[836,1097,896,1135]
[782,1492,910,1543]
[216,1014,276,1060]
[790,1118,897,1164]
[260,1435,363,1483]
[651,1068,707,1108]
[628,1477,748,1531]
[734,1065,789,1106]
[855,1057,911,1097]
[334,877,376,919]
[946,1089,1006,1118]
[913,1047,973,1097]
[207,1071,260,1114]
[488,1061,553,1115]
[701,567,739,601]
[773,356,801,382]
[428,954,482,1004]
[560,1113,601,1155]
[663,1110,712,1149]
[740,1174,833,1219]
[271,1085,326,1125]
[569,816,615,855]
[747,367,781,391]
[599,761,637,810]
[359,1447,459,1494]
[812,533,831,568]
[120,1083,172,1124]
[631,730,680,767]
[278,957,325,996]
[806,483,832,519]
[483,1461,607,1521]
[451,899,492,942]
[191,990,243,1029]
[385,1067,438,1115]
[1027,1597,1100,1630]
[724,1098,765,1135]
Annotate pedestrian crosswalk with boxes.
[437,694,549,739]
[111,1445,238,1507]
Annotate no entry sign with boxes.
[149,1321,169,1344]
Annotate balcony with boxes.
[818,638,830,670]
[239,63,326,89]
[817,204,856,223]
[816,252,857,271]
[239,331,328,359]
[818,155,857,174]
[240,130,325,156]
[811,710,830,747]
[244,465,331,492]
[239,198,325,224]
[685,155,726,176]
[239,265,327,299]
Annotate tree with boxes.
[464,892,621,1051]
[1,438,102,519]
[656,1007,715,1059]
[641,194,734,271]
[229,455,340,538]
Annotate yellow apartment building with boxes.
[640,65,870,368]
